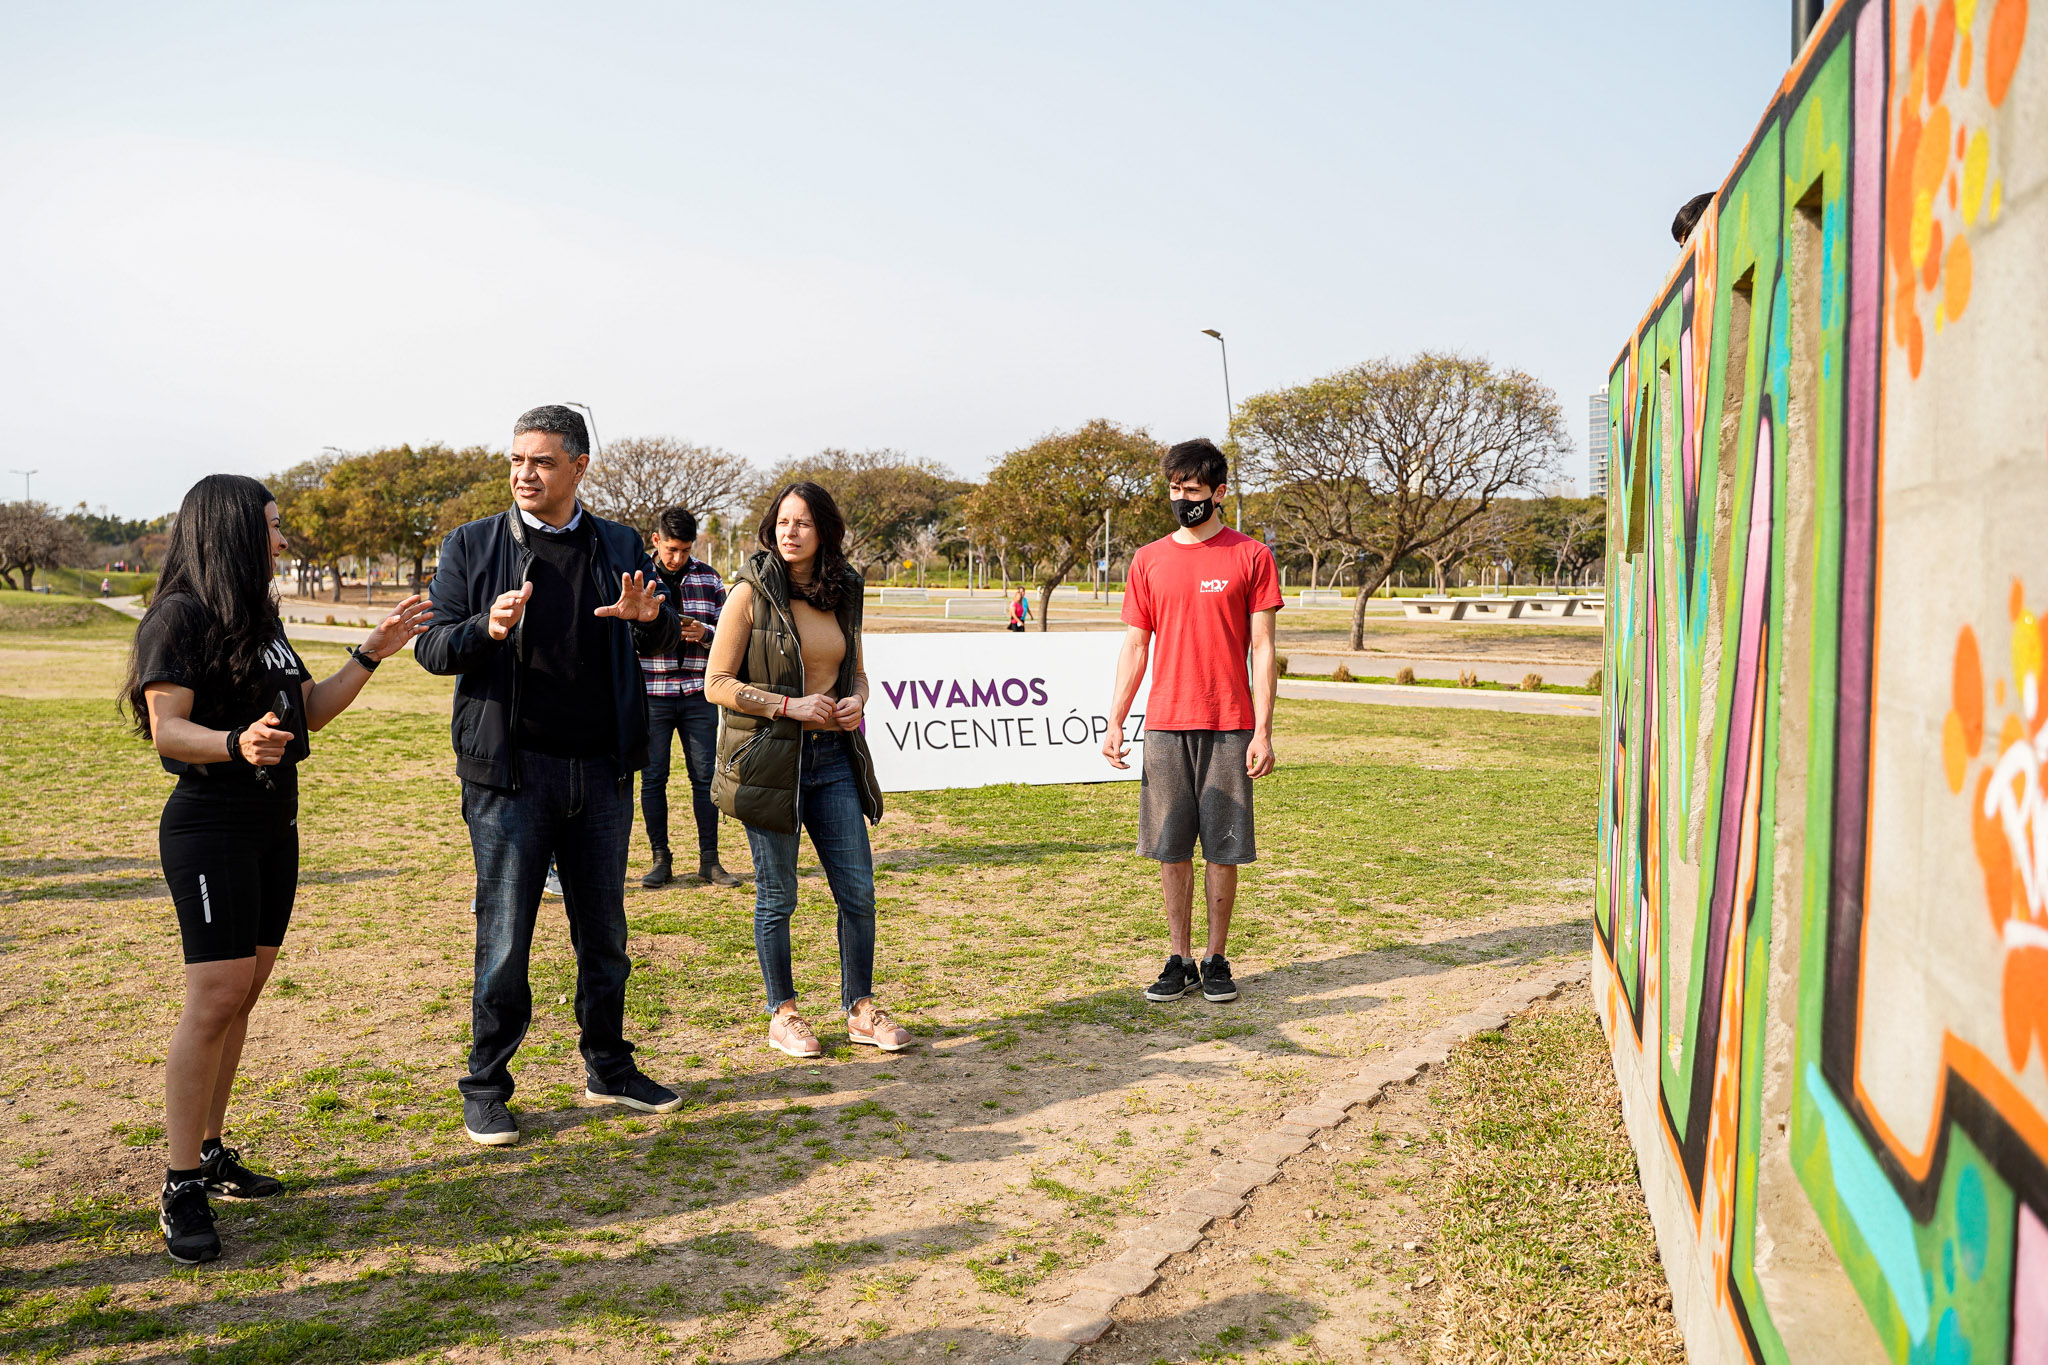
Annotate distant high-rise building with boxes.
[1588,392,1610,498]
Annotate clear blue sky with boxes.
[1,2,1787,517]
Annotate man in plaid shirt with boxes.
[639,507,737,888]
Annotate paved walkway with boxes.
[1278,677,1601,716]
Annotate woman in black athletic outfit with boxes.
[123,475,431,1264]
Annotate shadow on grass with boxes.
[0,856,158,876]
[4,917,1582,1301]
[34,1242,1315,1365]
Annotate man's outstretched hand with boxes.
[595,571,667,623]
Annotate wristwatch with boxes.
[349,645,380,671]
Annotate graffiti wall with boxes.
[1595,0,2047,1359]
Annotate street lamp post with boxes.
[9,469,38,502]
[1199,330,1241,531]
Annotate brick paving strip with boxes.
[993,965,1592,1364]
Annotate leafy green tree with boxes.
[328,444,504,587]
[270,455,344,598]
[965,419,1164,630]
[65,505,163,547]
[1234,352,1567,649]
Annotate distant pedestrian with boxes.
[101,577,112,597]
[1103,438,1281,1006]
[1007,587,1029,632]
[415,404,688,1148]
[123,474,431,1264]
[706,481,909,1059]
[638,505,737,888]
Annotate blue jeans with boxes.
[460,753,637,1100]
[745,731,877,1015]
[643,690,720,860]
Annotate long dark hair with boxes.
[756,480,854,612]
[124,474,281,737]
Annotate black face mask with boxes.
[1170,495,1216,529]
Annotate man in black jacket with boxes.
[417,404,685,1146]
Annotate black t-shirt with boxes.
[133,592,312,788]
[514,518,617,759]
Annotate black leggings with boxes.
[159,783,299,964]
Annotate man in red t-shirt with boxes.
[1104,439,1282,1005]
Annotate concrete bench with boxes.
[943,597,1011,617]
[1296,590,1347,608]
[1463,596,1523,620]
[1399,594,1602,621]
[1400,596,1469,620]
[877,588,929,605]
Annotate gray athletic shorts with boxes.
[1137,729,1256,865]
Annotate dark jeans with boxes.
[744,731,877,1015]
[643,690,720,860]
[460,753,636,1100]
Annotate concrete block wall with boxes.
[1596,1,2047,1359]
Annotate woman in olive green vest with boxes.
[705,481,908,1059]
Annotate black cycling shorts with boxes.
[158,783,300,964]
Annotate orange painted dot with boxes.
[1946,234,1974,320]
[1923,217,1946,290]
[1945,712,1972,792]
[1956,625,1985,752]
[2012,578,2027,620]
[1989,0,2028,105]
[1931,0,1957,99]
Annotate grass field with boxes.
[0,590,1623,1362]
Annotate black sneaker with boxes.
[585,1068,683,1114]
[1199,954,1239,1003]
[641,850,673,889]
[463,1097,521,1146]
[201,1143,283,1199]
[1144,955,1198,1002]
[160,1178,221,1264]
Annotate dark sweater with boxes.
[515,518,617,759]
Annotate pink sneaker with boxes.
[847,1000,913,1052]
[768,1012,822,1059]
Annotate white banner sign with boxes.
[860,631,1149,792]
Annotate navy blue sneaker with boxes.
[463,1098,520,1147]
[585,1068,683,1114]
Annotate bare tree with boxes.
[751,449,967,579]
[1234,352,1567,649]
[0,502,91,592]
[582,436,758,536]
[1417,505,1510,592]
